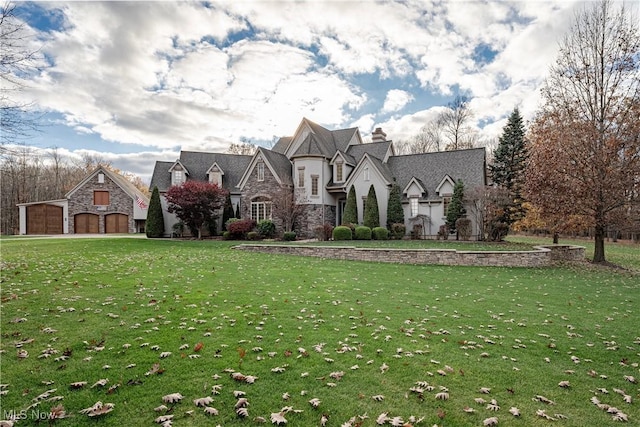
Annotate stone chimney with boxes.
[371,127,387,143]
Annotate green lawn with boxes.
[1,238,638,426]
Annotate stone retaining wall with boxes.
[234,244,585,267]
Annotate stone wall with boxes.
[68,173,134,233]
[234,244,585,268]
[296,204,336,239]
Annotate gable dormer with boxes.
[435,174,456,196]
[207,162,224,187]
[329,151,355,184]
[402,177,427,199]
[168,160,189,186]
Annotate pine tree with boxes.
[222,192,234,230]
[234,202,241,219]
[386,184,404,228]
[446,180,466,238]
[145,186,165,238]
[343,186,358,224]
[490,107,527,225]
[363,185,380,228]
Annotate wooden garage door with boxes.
[27,204,63,234]
[74,213,99,234]
[105,213,128,233]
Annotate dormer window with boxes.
[172,170,184,186]
[336,161,343,182]
[257,162,265,181]
[209,166,222,186]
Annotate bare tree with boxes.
[270,185,306,233]
[1,1,42,145]
[396,119,443,154]
[439,95,477,151]
[226,142,257,155]
[526,0,640,263]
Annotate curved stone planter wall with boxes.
[234,244,585,267]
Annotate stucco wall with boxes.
[234,244,585,268]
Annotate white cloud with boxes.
[382,90,414,114]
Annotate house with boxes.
[18,166,149,235]
[149,118,487,238]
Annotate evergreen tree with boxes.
[386,184,404,228]
[490,107,528,225]
[446,180,466,238]
[363,185,380,228]
[222,192,234,230]
[234,202,241,219]
[343,186,358,224]
[145,186,165,238]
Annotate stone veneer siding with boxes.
[68,173,134,233]
[234,244,585,268]
[296,204,336,239]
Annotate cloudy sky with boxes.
[7,1,608,182]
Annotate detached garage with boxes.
[18,166,149,235]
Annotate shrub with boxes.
[390,223,406,239]
[246,231,260,241]
[456,217,472,241]
[225,218,240,229]
[386,185,404,228]
[341,222,356,239]
[283,231,297,241]
[333,226,353,241]
[343,187,358,224]
[257,219,276,238]
[172,221,184,238]
[355,226,372,240]
[372,227,389,240]
[222,231,231,240]
[437,224,449,240]
[227,219,255,239]
[314,222,334,241]
[145,186,165,238]
[363,185,380,229]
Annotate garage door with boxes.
[74,213,99,234]
[105,213,128,233]
[27,204,63,234]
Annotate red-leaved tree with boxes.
[165,180,228,239]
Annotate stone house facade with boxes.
[150,118,487,238]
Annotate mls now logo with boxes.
[3,409,55,420]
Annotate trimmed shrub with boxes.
[343,186,358,224]
[437,224,449,240]
[246,231,260,241]
[355,226,372,240]
[333,225,353,241]
[172,221,184,238]
[257,219,276,238]
[225,218,240,229]
[227,219,255,239]
[222,231,231,240]
[386,184,404,228]
[456,217,472,241]
[145,186,165,238]
[363,185,380,229]
[283,231,297,241]
[390,223,406,239]
[372,227,389,240]
[314,222,334,241]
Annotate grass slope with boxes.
[0,238,638,426]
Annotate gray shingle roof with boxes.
[290,118,359,159]
[149,152,252,193]
[346,141,391,163]
[272,137,291,154]
[386,148,486,198]
[259,147,293,186]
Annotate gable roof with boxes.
[386,148,486,199]
[237,147,293,189]
[346,141,392,163]
[150,152,252,193]
[343,153,394,189]
[282,118,361,159]
[66,166,148,204]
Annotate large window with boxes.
[443,195,452,216]
[257,162,265,181]
[410,197,419,217]
[336,162,343,182]
[251,199,272,222]
[172,170,184,186]
[94,190,109,206]
[311,175,319,196]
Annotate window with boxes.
[410,197,419,217]
[362,196,367,215]
[251,200,272,222]
[210,172,221,186]
[98,173,104,183]
[298,167,305,187]
[336,162,343,182]
[363,166,370,181]
[311,175,319,196]
[257,162,265,181]
[443,195,452,216]
[172,170,183,186]
[94,190,109,206]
